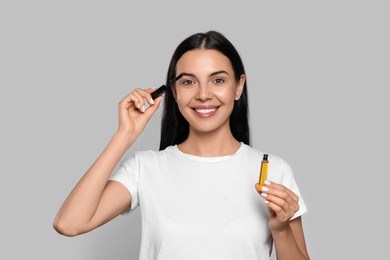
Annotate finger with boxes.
[143,95,163,116]
[261,184,290,202]
[132,89,146,112]
[264,181,299,203]
[256,184,295,221]
[260,183,299,213]
[119,93,140,111]
[256,183,295,211]
[120,90,141,107]
[261,192,295,216]
[136,88,156,106]
[264,200,289,221]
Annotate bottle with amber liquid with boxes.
[258,154,269,187]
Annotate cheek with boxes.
[214,87,236,101]
[175,92,191,110]
[175,92,185,104]
[175,89,195,103]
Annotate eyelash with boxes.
[213,78,225,84]
[181,79,195,85]
[180,78,225,86]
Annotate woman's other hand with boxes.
[255,181,300,232]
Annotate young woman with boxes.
[54,31,310,260]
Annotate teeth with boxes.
[195,108,216,114]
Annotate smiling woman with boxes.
[160,32,250,153]
[171,49,245,144]
[53,31,310,260]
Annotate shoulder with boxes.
[121,146,177,166]
[138,145,176,159]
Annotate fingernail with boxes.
[261,186,269,192]
[261,193,268,198]
[150,98,154,105]
[264,180,271,186]
[265,200,269,204]
[137,103,140,109]
[142,105,145,112]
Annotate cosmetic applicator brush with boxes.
[151,73,184,100]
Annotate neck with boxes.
[178,124,241,157]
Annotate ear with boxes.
[235,74,246,100]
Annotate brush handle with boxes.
[151,85,167,100]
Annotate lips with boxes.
[192,106,220,118]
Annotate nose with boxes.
[195,83,212,101]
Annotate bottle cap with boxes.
[263,154,268,161]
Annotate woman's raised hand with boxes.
[255,181,300,232]
[117,87,163,141]
[53,87,163,236]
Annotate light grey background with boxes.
[1,0,389,259]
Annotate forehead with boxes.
[176,49,233,73]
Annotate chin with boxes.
[180,106,233,134]
[187,119,231,135]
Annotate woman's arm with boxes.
[53,132,134,236]
[53,88,162,236]
[256,181,310,260]
[272,217,310,260]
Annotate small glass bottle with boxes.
[258,154,269,187]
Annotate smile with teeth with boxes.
[192,106,220,117]
[195,108,217,114]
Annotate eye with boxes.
[180,79,196,86]
[212,78,225,84]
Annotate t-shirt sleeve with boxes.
[280,158,308,220]
[109,153,141,215]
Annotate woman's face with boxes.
[174,49,245,134]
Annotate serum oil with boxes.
[258,154,269,187]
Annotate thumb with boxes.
[143,94,163,117]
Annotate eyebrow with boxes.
[179,70,229,78]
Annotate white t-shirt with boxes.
[110,143,307,260]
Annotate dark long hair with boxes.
[159,31,250,150]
